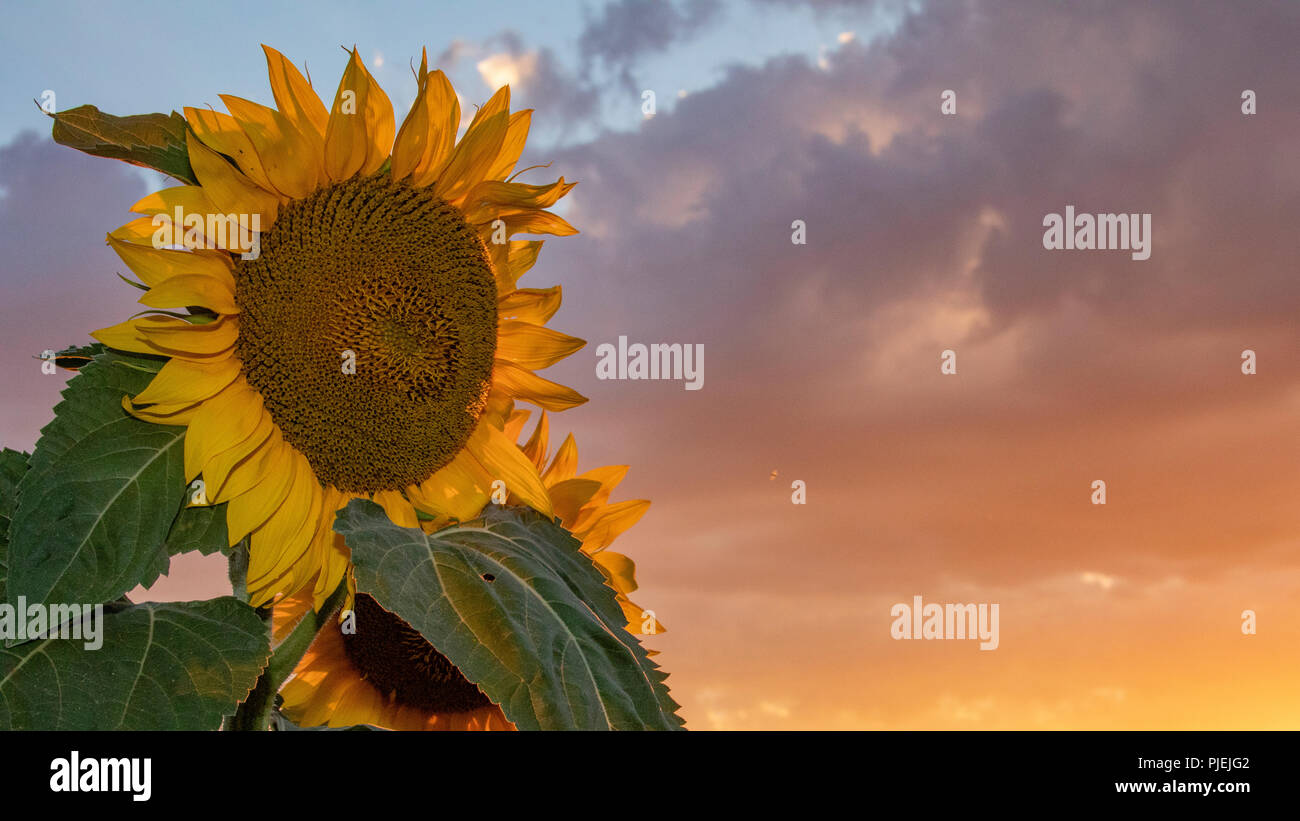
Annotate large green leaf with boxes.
[48,105,196,184]
[337,500,684,731]
[0,449,31,602]
[0,597,269,729]
[6,350,189,617]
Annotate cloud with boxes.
[579,0,724,89]
[0,131,147,452]
[439,32,599,138]
[534,0,1300,613]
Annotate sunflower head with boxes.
[276,411,661,731]
[93,45,589,609]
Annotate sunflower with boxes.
[274,406,660,730]
[91,45,588,610]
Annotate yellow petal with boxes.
[247,452,321,588]
[186,131,280,225]
[226,438,295,544]
[578,499,650,553]
[469,85,511,129]
[409,451,490,522]
[546,477,602,528]
[495,209,578,238]
[522,409,549,470]
[542,433,578,485]
[592,550,638,595]
[185,106,280,195]
[135,314,238,357]
[324,49,394,181]
[221,94,324,199]
[498,286,562,325]
[107,234,235,290]
[392,59,459,183]
[131,355,241,407]
[263,45,329,139]
[576,465,629,510]
[497,320,585,370]
[127,186,254,253]
[463,177,575,224]
[502,406,530,443]
[466,421,552,517]
[123,397,199,426]
[215,426,284,503]
[488,109,532,182]
[493,361,588,411]
[431,111,507,203]
[109,217,163,247]
[373,489,418,528]
[312,490,352,610]
[407,70,461,187]
[140,273,238,315]
[201,409,273,502]
[93,315,237,359]
[183,379,264,481]
[621,598,665,635]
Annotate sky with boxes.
[2,0,1299,729]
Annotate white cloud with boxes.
[476,51,539,91]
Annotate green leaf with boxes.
[337,500,685,731]
[0,449,31,602]
[6,350,188,617]
[0,597,269,730]
[164,502,230,560]
[48,105,196,184]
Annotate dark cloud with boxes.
[579,0,724,89]
[523,0,1300,606]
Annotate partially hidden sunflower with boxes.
[273,405,660,730]
[92,45,588,610]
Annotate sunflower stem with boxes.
[226,579,349,731]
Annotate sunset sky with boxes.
[2,0,1298,729]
